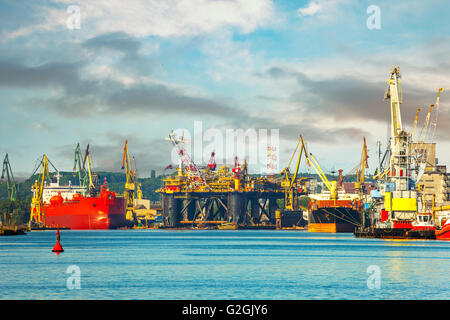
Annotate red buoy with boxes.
[52,227,64,253]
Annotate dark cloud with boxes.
[0,59,93,95]
[261,66,448,140]
[83,32,141,54]
[83,32,153,75]
[0,56,242,120]
[54,134,173,177]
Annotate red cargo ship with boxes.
[33,174,127,230]
[45,188,127,230]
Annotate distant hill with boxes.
[0,169,374,203]
[0,171,164,202]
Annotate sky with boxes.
[1,0,450,178]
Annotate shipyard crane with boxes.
[354,137,369,198]
[306,152,337,200]
[411,108,422,142]
[384,66,403,141]
[414,88,444,181]
[280,135,308,211]
[29,154,58,228]
[167,130,210,190]
[73,143,88,188]
[133,156,143,200]
[82,144,98,196]
[121,140,138,222]
[1,154,18,201]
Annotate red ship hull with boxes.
[436,224,450,240]
[43,191,127,230]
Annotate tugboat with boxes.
[406,213,437,239]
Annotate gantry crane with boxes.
[133,156,143,200]
[166,130,210,191]
[384,66,403,141]
[82,144,98,196]
[306,152,337,200]
[1,154,18,201]
[73,143,88,188]
[280,135,308,211]
[29,154,58,228]
[354,137,369,198]
[121,140,137,222]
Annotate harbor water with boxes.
[0,230,448,299]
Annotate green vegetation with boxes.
[0,197,31,226]
[0,171,164,205]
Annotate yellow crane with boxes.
[384,66,403,140]
[82,144,97,196]
[280,135,308,211]
[354,137,369,198]
[121,140,137,222]
[29,154,58,228]
[411,108,421,142]
[306,152,337,200]
[133,156,143,200]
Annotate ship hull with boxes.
[354,228,436,240]
[436,225,450,240]
[308,207,361,233]
[44,196,127,230]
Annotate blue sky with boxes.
[1,0,450,178]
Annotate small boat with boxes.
[217,222,237,230]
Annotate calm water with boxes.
[0,230,448,300]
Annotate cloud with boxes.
[3,0,275,41]
[55,134,174,176]
[298,2,321,17]
[0,53,243,120]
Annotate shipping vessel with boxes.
[29,146,127,230]
[308,191,361,233]
[42,177,127,229]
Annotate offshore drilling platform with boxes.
[156,131,307,229]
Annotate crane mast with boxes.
[73,143,88,189]
[82,144,98,196]
[355,137,368,198]
[121,140,137,221]
[280,135,308,211]
[1,154,18,202]
[29,155,58,228]
[385,67,403,140]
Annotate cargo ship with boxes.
[31,174,127,230]
[308,191,361,233]
[29,147,128,230]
